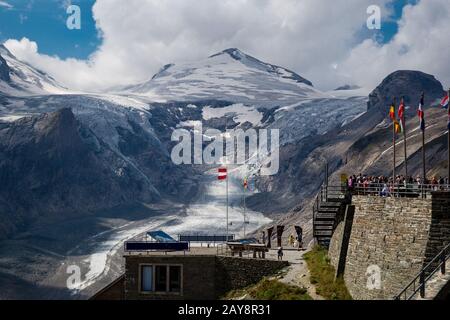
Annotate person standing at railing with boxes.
[381,184,391,197]
[348,175,354,192]
[363,178,369,195]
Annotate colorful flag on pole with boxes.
[388,102,401,133]
[243,177,248,189]
[418,94,425,131]
[218,167,227,180]
[389,103,396,121]
[441,95,449,109]
[394,119,402,134]
[398,99,405,133]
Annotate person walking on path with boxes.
[277,247,284,261]
[288,234,295,247]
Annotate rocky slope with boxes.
[0,108,160,237]
[0,53,11,83]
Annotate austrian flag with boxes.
[218,167,227,180]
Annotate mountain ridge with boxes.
[125,47,322,104]
[0,44,67,96]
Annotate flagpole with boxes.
[421,92,426,190]
[225,118,229,241]
[402,97,408,178]
[393,99,397,186]
[447,88,450,185]
[243,185,246,238]
[226,171,229,241]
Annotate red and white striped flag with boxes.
[218,167,227,180]
[441,95,449,109]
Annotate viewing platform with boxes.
[314,182,450,300]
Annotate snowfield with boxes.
[125,48,327,105]
[202,103,263,126]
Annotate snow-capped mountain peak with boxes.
[210,48,313,86]
[125,48,324,105]
[0,43,67,96]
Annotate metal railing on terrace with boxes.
[395,242,450,300]
[313,183,450,223]
[316,183,450,200]
[350,183,450,198]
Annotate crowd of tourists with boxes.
[347,174,449,197]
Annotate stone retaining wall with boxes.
[328,192,450,300]
[215,256,288,295]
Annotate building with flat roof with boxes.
[92,247,288,300]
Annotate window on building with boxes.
[140,264,182,294]
[169,266,181,293]
[155,265,167,292]
[141,265,153,292]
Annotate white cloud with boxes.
[4,0,449,92]
[0,1,13,9]
[339,0,450,90]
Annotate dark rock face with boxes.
[0,108,160,239]
[367,70,444,115]
[335,85,360,91]
[0,54,10,82]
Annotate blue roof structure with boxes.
[147,230,176,243]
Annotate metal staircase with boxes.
[313,184,348,248]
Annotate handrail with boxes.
[395,242,450,300]
[322,183,450,198]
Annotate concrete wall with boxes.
[122,255,288,300]
[328,192,450,300]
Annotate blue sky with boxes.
[381,0,419,42]
[0,0,416,60]
[0,0,100,59]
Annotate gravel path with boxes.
[267,248,324,300]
